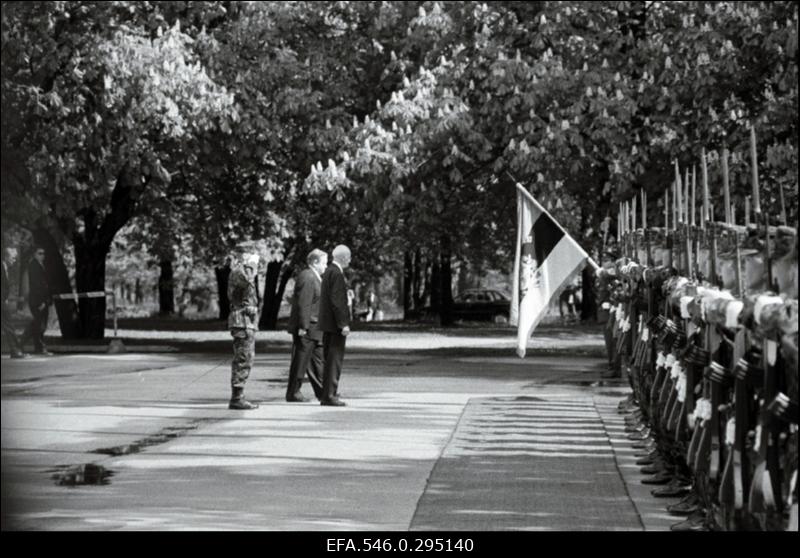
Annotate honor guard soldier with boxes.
[596,250,623,378]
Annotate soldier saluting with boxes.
[227,251,261,410]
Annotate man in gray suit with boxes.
[286,248,327,402]
[319,245,351,407]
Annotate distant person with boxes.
[559,285,578,323]
[20,246,53,355]
[227,252,261,410]
[319,245,351,407]
[2,245,26,358]
[366,290,376,322]
[285,248,327,402]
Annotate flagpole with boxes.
[513,181,600,271]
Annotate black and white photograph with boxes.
[1,0,797,540]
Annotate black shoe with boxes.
[640,463,667,475]
[641,471,673,485]
[670,511,708,531]
[229,398,259,410]
[635,455,656,465]
[321,398,346,407]
[286,393,308,402]
[666,494,700,516]
[651,481,692,498]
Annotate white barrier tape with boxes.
[52,291,109,300]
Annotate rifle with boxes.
[719,350,763,524]
[748,332,782,520]
[709,221,720,287]
[694,361,733,496]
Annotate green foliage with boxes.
[2,1,797,323]
[307,1,798,263]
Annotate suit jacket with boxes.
[227,267,259,330]
[27,259,50,309]
[287,267,322,341]
[319,263,350,333]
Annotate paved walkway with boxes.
[412,396,642,531]
[1,345,674,531]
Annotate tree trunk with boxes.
[73,239,108,339]
[135,278,142,304]
[430,258,441,314]
[259,261,294,330]
[420,257,431,309]
[71,172,137,339]
[32,226,82,339]
[215,264,231,320]
[158,258,175,316]
[439,235,454,326]
[412,249,423,310]
[403,250,412,318]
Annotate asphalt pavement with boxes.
[1,334,680,531]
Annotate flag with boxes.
[510,183,599,358]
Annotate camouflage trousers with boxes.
[231,327,256,388]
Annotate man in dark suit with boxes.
[318,244,352,407]
[20,246,53,355]
[2,245,26,358]
[286,248,328,402]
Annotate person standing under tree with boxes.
[319,245,352,407]
[285,248,327,402]
[227,251,261,410]
[20,246,53,356]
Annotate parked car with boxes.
[451,289,511,323]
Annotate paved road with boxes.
[1,347,677,531]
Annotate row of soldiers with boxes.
[597,221,798,531]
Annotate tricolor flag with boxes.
[510,183,599,358]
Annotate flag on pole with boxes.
[510,183,599,358]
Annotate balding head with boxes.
[332,245,351,268]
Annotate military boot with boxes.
[229,387,259,410]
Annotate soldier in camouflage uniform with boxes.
[227,252,261,410]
